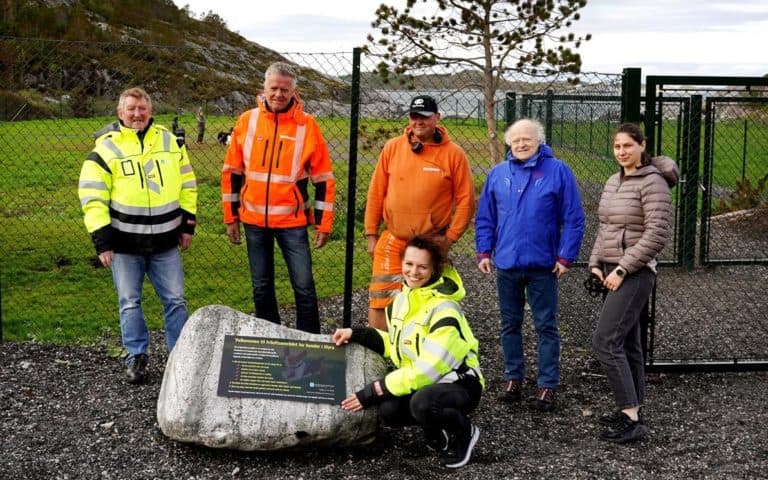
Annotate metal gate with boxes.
[640,75,768,372]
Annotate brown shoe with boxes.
[498,380,522,403]
[534,387,556,412]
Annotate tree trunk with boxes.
[483,76,503,164]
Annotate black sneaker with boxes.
[424,428,450,453]
[533,387,556,412]
[125,354,148,384]
[599,412,648,444]
[445,424,480,469]
[599,408,644,426]
[498,380,522,403]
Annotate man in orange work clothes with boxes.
[221,62,335,333]
[364,95,476,330]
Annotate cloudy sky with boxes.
[177,0,767,77]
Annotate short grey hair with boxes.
[504,118,546,145]
[117,87,152,110]
[264,62,298,88]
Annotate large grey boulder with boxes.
[157,305,386,451]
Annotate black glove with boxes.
[354,380,393,409]
[584,272,608,298]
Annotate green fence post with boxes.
[343,48,361,328]
[621,67,642,123]
[681,95,703,270]
[741,119,748,181]
[504,92,516,156]
[521,94,530,118]
[545,89,553,145]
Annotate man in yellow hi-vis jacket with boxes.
[78,87,197,385]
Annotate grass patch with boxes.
[1,114,760,344]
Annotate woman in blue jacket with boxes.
[475,118,585,411]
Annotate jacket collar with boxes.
[401,265,465,303]
[506,143,553,168]
[402,124,449,145]
[257,95,307,123]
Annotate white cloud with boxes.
[175,0,768,76]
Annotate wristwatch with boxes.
[615,266,627,278]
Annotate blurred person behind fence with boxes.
[196,107,206,143]
[475,118,585,412]
[78,87,198,385]
[221,62,335,334]
[589,123,678,443]
[364,94,476,331]
[333,235,484,468]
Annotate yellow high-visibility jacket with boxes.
[378,266,485,396]
[78,120,197,254]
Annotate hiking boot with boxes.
[445,424,480,469]
[424,428,450,453]
[599,412,648,444]
[498,380,522,403]
[125,354,148,384]
[599,408,644,426]
[533,387,556,412]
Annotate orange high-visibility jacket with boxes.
[221,96,335,232]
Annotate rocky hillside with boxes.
[0,0,349,118]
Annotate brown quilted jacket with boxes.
[589,156,679,274]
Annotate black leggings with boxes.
[378,377,482,437]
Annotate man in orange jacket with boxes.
[364,95,476,330]
[222,62,335,333]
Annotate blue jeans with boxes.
[111,248,188,363]
[496,267,560,388]
[244,225,320,333]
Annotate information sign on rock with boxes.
[217,335,346,404]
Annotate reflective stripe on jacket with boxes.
[221,96,335,232]
[379,266,485,396]
[78,120,197,254]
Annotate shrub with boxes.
[714,174,768,215]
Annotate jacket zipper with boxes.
[137,161,144,189]
[276,140,283,169]
[261,139,269,167]
[394,328,402,365]
[155,160,165,186]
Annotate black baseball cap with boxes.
[408,95,439,117]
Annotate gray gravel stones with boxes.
[1,254,767,479]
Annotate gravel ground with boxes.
[2,254,767,479]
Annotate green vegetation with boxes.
[714,174,768,214]
[1,114,763,345]
[0,3,349,121]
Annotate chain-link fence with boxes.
[640,77,768,370]
[2,37,767,370]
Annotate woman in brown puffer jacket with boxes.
[589,122,679,444]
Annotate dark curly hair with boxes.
[614,122,651,167]
[403,234,447,283]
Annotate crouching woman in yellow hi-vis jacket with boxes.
[333,235,484,469]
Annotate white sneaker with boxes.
[445,425,480,468]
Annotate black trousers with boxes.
[378,376,482,438]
